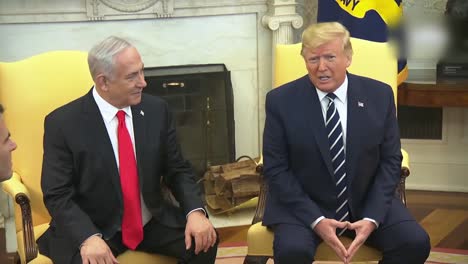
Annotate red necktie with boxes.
[117,110,143,250]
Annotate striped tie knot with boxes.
[327,92,337,100]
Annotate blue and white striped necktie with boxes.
[325,93,350,236]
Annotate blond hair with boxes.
[301,22,353,58]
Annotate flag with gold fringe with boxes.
[317,0,407,85]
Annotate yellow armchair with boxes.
[0,51,176,264]
[244,38,410,263]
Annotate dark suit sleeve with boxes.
[161,103,204,216]
[263,91,324,227]
[41,114,100,249]
[362,86,402,224]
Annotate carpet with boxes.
[216,243,468,264]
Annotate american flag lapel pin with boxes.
[358,101,364,108]
[140,110,145,116]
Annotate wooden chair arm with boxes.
[397,149,410,206]
[1,172,38,262]
[251,163,266,224]
[16,193,38,262]
[398,166,410,206]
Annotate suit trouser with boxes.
[71,217,218,264]
[272,220,430,264]
[272,203,430,264]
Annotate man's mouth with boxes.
[319,76,331,81]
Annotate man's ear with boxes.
[95,74,108,91]
[346,55,352,68]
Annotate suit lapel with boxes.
[131,104,147,187]
[303,77,335,178]
[346,74,366,185]
[82,90,122,201]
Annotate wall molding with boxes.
[86,0,173,21]
[0,0,268,24]
[403,0,447,14]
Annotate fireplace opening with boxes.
[144,64,236,180]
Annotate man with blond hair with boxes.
[262,22,430,263]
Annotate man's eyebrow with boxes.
[126,67,144,78]
[126,72,138,77]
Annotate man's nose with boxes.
[138,72,147,88]
[10,140,17,151]
[318,58,327,71]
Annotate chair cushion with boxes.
[28,253,53,264]
[247,222,382,261]
[16,223,177,264]
[117,250,177,264]
[25,250,177,264]
[246,222,274,256]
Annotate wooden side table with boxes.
[398,82,468,108]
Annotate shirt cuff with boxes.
[310,216,325,230]
[186,207,207,219]
[363,217,379,228]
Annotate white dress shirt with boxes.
[310,77,378,230]
[92,87,152,227]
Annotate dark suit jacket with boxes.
[262,73,405,229]
[37,89,204,262]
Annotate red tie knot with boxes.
[117,110,126,123]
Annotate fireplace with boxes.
[144,65,236,179]
[0,2,275,231]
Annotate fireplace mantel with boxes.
[0,0,307,182]
[0,0,269,24]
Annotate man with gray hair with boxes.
[0,104,17,182]
[37,36,218,264]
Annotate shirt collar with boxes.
[315,75,348,104]
[92,86,132,124]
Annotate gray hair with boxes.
[88,36,134,80]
